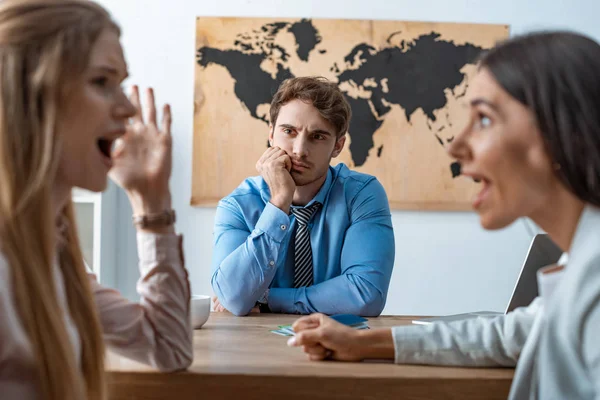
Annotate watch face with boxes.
[133,209,176,228]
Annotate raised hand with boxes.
[109,86,172,215]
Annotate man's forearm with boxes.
[212,265,273,316]
[212,203,292,315]
[211,234,284,315]
[268,274,385,315]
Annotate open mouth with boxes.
[466,173,488,185]
[97,138,114,159]
[460,171,492,209]
[474,177,490,185]
[473,177,491,208]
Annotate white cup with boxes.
[190,295,211,329]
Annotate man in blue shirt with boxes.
[211,76,395,316]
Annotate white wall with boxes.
[96,0,599,316]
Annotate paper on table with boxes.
[270,315,369,336]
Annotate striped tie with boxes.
[291,202,321,288]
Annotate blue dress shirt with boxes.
[211,163,395,316]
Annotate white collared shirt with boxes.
[392,206,600,399]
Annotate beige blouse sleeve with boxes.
[90,232,193,372]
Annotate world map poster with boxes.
[192,18,509,210]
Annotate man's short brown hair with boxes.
[269,76,351,138]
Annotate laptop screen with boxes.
[504,233,563,313]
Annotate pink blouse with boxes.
[0,232,193,398]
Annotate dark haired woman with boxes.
[289,30,600,399]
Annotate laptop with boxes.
[412,233,563,325]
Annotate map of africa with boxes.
[192,18,508,209]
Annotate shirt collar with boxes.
[566,204,600,268]
[291,167,333,210]
[308,167,333,207]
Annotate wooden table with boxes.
[107,313,514,399]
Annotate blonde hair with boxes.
[0,1,120,399]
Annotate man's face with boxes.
[269,99,345,187]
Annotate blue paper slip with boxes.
[270,314,369,336]
[330,314,368,326]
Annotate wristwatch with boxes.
[256,289,271,313]
[132,209,176,229]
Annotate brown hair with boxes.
[269,76,352,137]
[0,0,119,399]
[479,31,600,206]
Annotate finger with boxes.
[161,104,172,136]
[261,147,283,165]
[146,87,157,127]
[281,154,292,172]
[256,147,280,171]
[216,304,226,312]
[257,147,277,164]
[111,137,126,159]
[303,344,329,358]
[288,329,321,347]
[266,148,287,163]
[292,314,323,332]
[129,85,144,125]
[309,353,328,361]
[272,155,291,171]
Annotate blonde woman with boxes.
[0,1,192,399]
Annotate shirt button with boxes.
[280,224,287,230]
[269,260,275,267]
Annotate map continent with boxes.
[193,18,508,209]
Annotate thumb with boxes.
[111,137,126,159]
[288,328,322,348]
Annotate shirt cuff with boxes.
[391,325,427,364]
[254,202,291,243]
[137,232,185,276]
[267,287,296,314]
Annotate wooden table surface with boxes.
[107,313,514,400]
